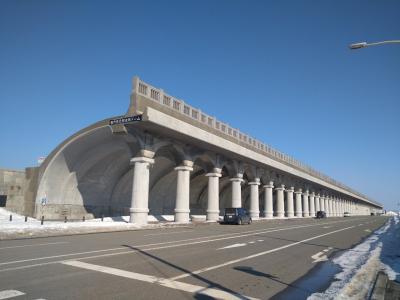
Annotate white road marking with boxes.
[311,247,333,263]
[248,241,255,244]
[322,226,332,229]
[257,240,264,242]
[169,226,355,281]
[144,230,193,236]
[0,219,353,268]
[364,229,371,232]
[62,260,259,300]
[217,243,247,250]
[0,242,68,250]
[0,290,25,299]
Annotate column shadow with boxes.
[122,244,253,300]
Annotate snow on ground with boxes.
[308,216,400,300]
[0,207,199,239]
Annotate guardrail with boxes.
[133,77,379,206]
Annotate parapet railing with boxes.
[133,77,379,206]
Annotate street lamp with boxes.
[349,40,400,50]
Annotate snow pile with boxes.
[0,207,40,224]
[309,216,399,300]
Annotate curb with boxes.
[370,271,388,300]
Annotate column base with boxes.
[129,207,149,225]
[286,212,294,218]
[295,212,302,217]
[264,212,273,218]
[276,212,285,218]
[174,209,190,223]
[206,210,220,222]
[249,210,260,219]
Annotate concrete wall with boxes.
[0,169,26,214]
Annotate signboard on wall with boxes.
[109,115,142,126]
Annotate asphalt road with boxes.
[0,216,388,300]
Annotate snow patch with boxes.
[308,216,399,300]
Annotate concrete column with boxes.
[129,156,155,224]
[335,199,339,216]
[249,178,261,219]
[295,189,303,217]
[285,187,295,218]
[333,198,339,217]
[341,199,346,217]
[205,168,222,222]
[331,198,336,216]
[320,196,325,212]
[309,192,315,217]
[328,197,334,217]
[263,181,274,218]
[302,190,309,217]
[174,161,193,223]
[315,194,320,212]
[275,184,285,218]
[324,196,330,216]
[230,174,244,208]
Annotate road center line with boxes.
[0,242,68,250]
[169,225,355,281]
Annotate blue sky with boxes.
[1,1,399,210]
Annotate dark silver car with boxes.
[223,208,252,225]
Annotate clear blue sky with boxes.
[1,1,399,210]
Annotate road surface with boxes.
[0,216,387,299]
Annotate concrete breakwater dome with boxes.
[34,76,382,223]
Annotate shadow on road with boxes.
[121,244,253,300]
[233,266,312,294]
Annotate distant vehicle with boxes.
[223,208,252,225]
[344,212,350,217]
[316,211,327,219]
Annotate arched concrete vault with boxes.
[35,106,381,221]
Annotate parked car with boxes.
[344,212,350,217]
[316,211,327,219]
[223,208,252,225]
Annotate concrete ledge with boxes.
[371,271,388,300]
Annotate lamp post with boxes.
[349,40,400,50]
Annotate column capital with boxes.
[248,178,260,185]
[303,190,309,196]
[286,187,294,192]
[310,192,315,196]
[206,172,222,178]
[138,149,155,159]
[230,177,244,183]
[175,165,193,172]
[294,188,302,194]
[130,156,155,165]
[275,184,285,191]
[263,181,274,189]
